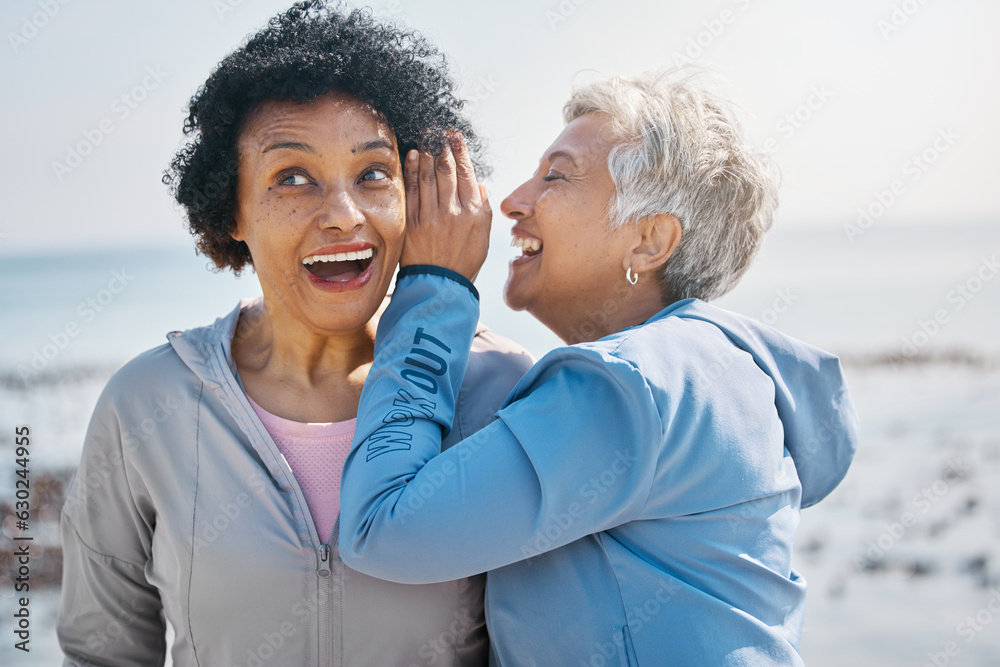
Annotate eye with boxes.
[543,172,564,183]
[279,172,310,186]
[359,168,390,183]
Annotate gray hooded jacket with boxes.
[57,299,533,667]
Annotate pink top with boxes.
[248,396,355,543]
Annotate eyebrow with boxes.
[260,138,396,155]
[355,139,396,154]
[261,141,316,155]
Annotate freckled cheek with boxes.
[382,220,406,257]
[242,200,305,276]
[261,199,313,231]
[363,196,406,243]
[363,198,403,218]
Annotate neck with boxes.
[543,281,668,345]
[232,298,384,422]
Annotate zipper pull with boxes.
[318,544,331,577]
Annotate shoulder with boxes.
[493,342,664,461]
[81,344,194,445]
[105,343,189,390]
[468,324,534,375]
[511,316,756,431]
[451,324,534,441]
[609,308,735,359]
[466,323,534,380]
[594,306,764,392]
[514,341,653,402]
[98,342,193,404]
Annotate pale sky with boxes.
[1,0,997,259]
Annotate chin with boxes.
[502,294,528,313]
[501,283,529,312]
[309,294,383,331]
[502,268,536,311]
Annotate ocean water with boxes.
[0,220,993,473]
[1,221,999,665]
[2,221,999,376]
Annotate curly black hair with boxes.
[163,0,483,274]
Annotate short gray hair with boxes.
[564,70,777,303]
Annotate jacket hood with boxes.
[666,299,859,508]
[165,298,256,385]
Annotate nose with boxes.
[318,188,366,232]
[500,179,536,220]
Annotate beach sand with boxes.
[797,361,1000,666]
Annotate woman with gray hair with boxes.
[338,71,859,665]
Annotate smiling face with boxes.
[501,112,636,342]
[232,91,405,336]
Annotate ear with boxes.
[229,152,247,242]
[623,213,681,275]
[229,201,246,243]
[229,217,245,243]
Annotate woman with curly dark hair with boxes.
[56,2,530,665]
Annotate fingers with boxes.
[452,133,481,208]
[479,184,491,217]
[404,149,420,227]
[478,184,493,237]
[417,146,437,228]
[398,136,490,280]
[410,135,476,225]
[435,141,458,210]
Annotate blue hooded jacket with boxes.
[340,268,859,666]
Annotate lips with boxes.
[302,248,375,282]
[301,245,376,291]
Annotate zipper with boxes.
[329,517,342,667]
[318,544,332,577]
[317,543,333,667]
[211,342,338,666]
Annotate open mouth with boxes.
[302,248,375,282]
[511,236,542,258]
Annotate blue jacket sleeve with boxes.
[339,269,662,584]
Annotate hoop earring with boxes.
[626,267,638,286]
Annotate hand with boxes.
[401,133,492,281]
